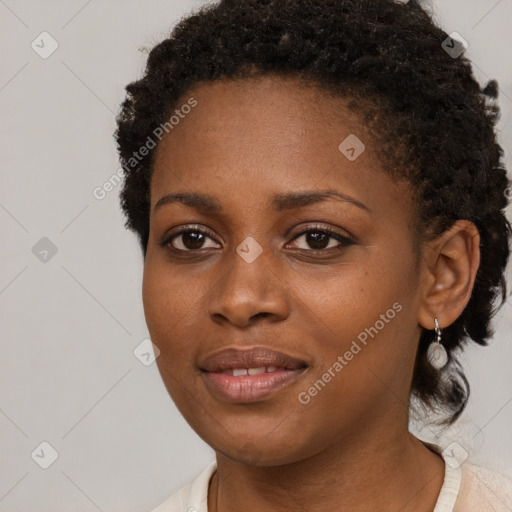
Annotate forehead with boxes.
[149,76,412,222]
[152,77,379,181]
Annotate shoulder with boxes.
[149,462,217,512]
[454,462,512,512]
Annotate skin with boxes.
[143,76,480,512]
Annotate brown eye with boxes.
[288,226,355,252]
[174,231,209,250]
[160,225,221,252]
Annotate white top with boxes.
[150,444,512,512]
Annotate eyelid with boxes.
[288,222,356,244]
[173,223,218,239]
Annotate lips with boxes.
[199,346,309,403]
[199,346,308,373]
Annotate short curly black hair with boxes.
[115,0,511,425]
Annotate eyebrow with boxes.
[153,189,371,214]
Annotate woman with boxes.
[115,0,512,510]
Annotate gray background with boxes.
[1,0,511,511]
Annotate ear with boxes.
[418,220,480,330]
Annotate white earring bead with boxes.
[427,317,448,369]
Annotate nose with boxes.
[207,243,290,328]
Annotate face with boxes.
[143,76,425,466]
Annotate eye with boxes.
[159,223,355,255]
[159,224,221,252]
[287,224,355,252]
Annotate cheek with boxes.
[142,259,210,415]
[301,244,410,336]
[295,241,417,400]
[142,258,205,364]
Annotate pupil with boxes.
[307,232,328,249]
[183,231,204,249]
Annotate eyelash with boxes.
[158,223,355,255]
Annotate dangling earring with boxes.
[427,317,448,370]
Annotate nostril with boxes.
[254,312,271,319]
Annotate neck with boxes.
[208,422,445,512]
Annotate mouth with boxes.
[199,346,309,404]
